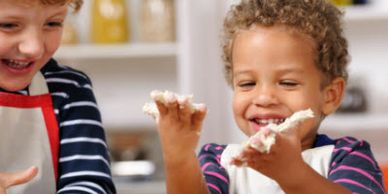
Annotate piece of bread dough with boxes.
[245,109,314,154]
[143,90,204,120]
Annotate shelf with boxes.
[343,5,388,22]
[55,43,177,60]
[320,113,388,131]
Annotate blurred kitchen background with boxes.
[55,0,388,193]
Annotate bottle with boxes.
[139,0,175,42]
[90,0,129,44]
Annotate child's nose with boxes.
[18,30,44,59]
[251,85,278,107]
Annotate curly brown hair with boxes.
[222,0,349,87]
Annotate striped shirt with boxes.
[1,59,116,194]
[199,134,386,194]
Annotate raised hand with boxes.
[0,166,38,194]
[155,95,207,162]
[154,95,210,194]
[232,125,316,193]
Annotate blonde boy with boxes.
[0,1,115,193]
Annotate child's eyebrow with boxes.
[0,15,20,20]
[48,9,68,18]
[276,67,305,74]
[233,69,251,77]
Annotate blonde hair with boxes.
[37,0,83,12]
[222,0,349,87]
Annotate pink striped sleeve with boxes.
[349,151,379,170]
[204,171,229,184]
[330,165,384,192]
[335,178,376,194]
[207,183,222,194]
[330,137,385,193]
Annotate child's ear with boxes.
[322,77,346,115]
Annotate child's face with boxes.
[232,25,338,149]
[0,0,68,91]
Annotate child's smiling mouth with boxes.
[251,118,286,125]
[249,117,286,132]
[1,59,34,72]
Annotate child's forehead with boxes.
[12,0,67,7]
[1,0,69,18]
[236,24,317,50]
[13,0,42,6]
[232,24,321,75]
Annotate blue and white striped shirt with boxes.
[1,59,116,194]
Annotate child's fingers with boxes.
[282,124,299,136]
[232,147,265,168]
[165,96,179,120]
[230,157,247,167]
[155,100,168,116]
[178,99,192,124]
[247,158,265,170]
[244,148,269,169]
[2,166,38,188]
[191,104,207,132]
[279,123,301,144]
[241,146,260,159]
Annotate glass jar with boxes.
[90,0,129,44]
[139,0,175,42]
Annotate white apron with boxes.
[221,144,334,194]
[0,72,59,194]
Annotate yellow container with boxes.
[91,0,129,44]
[330,0,352,6]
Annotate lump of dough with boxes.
[245,109,314,154]
[143,90,204,120]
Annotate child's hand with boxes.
[0,166,38,194]
[155,96,207,163]
[232,126,307,186]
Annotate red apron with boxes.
[0,72,59,193]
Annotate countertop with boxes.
[115,180,166,194]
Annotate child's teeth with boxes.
[6,59,30,69]
[254,118,285,125]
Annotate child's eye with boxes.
[237,81,256,89]
[45,21,63,28]
[0,23,18,29]
[279,80,299,88]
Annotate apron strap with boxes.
[29,72,49,95]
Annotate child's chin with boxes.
[1,80,30,92]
